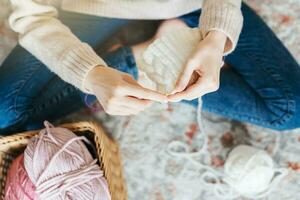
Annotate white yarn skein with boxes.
[139,27,288,199]
[224,145,288,199]
[224,145,274,196]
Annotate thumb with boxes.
[173,62,196,94]
[122,75,168,102]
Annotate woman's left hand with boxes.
[168,31,227,102]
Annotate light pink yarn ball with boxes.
[24,122,111,200]
[5,154,38,200]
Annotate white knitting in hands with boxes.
[138,27,202,94]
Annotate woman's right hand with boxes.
[85,66,168,116]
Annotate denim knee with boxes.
[270,96,300,131]
[262,71,300,131]
[0,93,28,132]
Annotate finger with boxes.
[168,83,203,102]
[168,78,211,102]
[121,79,168,102]
[173,60,199,94]
[118,96,153,110]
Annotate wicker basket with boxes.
[0,121,127,200]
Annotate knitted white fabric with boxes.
[138,27,202,94]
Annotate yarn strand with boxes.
[167,98,288,199]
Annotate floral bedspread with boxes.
[0,0,300,199]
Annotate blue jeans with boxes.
[0,3,299,135]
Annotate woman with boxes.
[0,0,299,135]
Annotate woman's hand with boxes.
[168,31,227,102]
[85,66,167,115]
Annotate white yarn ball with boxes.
[224,145,275,196]
[139,27,202,94]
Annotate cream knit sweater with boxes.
[8,0,243,92]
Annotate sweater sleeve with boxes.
[8,0,107,93]
[199,0,243,55]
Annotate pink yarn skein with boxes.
[5,154,38,200]
[24,121,111,200]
